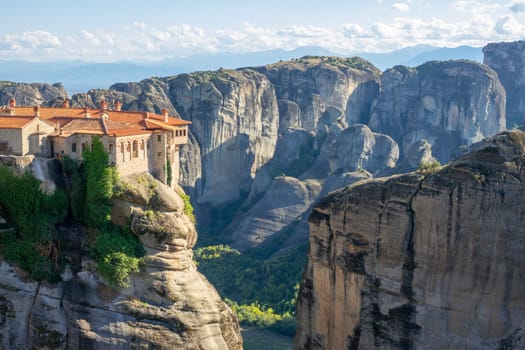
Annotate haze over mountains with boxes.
[0,45,482,93]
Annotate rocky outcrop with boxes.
[165,70,279,207]
[255,56,381,129]
[369,61,506,163]
[0,82,67,106]
[313,124,398,178]
[0,173,242,350]
[483,40,525,128]
[296,130,525,349]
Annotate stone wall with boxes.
[0,128,22,155]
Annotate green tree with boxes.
[82,137,115,228]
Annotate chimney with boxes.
[84,106,90,118]
[9,99,16,108]
[114,101,122,111]
[56,122,62,135]
[100,100,108,110]
[34,106,40,117]
[62,99,69,108]
[162,108,169,122]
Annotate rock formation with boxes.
[483,40,525,128]
[295,130,525,349]
[166,70,279,208]
[255,56,381,128]
[2,55,510,255]
[0,82,67,106]
[0,173,242,350]
[369,61,506,163]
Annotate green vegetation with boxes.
[194,241,308,336]
[82,137,117,229]
[0,166,66,281]
[91,225,144,288]
[416,160,442,174]
[0,137,144,288]
[175,191,195,224]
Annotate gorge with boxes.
[0,40,524,348]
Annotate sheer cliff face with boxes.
[369,61,506,163]
[0,174,242,350]
[166,70,279,206]
[296,130,525,349]
[484,40,525,128]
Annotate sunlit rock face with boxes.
[296,130,525,350]
[0,173,242,350]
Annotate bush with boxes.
[91,225,144,288]
[97,251,140,288]
[179,192,195,223]
[416,160,441,174]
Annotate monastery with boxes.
[0,99,190,186]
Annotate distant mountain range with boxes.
[0,45,483,94]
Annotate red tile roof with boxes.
[0,117,34,128]
[0,105,191,137]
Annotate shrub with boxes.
[91,225,144,288]
[179,192,195,223]
[416,160,441,174]
[97,251,140,288]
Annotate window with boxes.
[120,142,125,162]
[157,135,162,142]
[82,143,86,152]
[132,140,138,158]
[157,152,162,157]
[72,143,77,153]
[108,143,114,155]
[182,129,186,136]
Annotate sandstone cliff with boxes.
[295,130,525,349]
[0,173,242,350]
[483,40,525,128]
[369,61,506,163]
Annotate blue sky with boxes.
[1,0,525,61]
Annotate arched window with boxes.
[127,141,131,160]
[141,140,146,158]
[82,143,86,152]
[108,143,114,155]
[120,142,125,162]
[132,140,138,158]
[71,143,77,153]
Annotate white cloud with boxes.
[392,3,410,11]
[495,15,525,35]
[1,4,525,63]
[0,31,61,50]
[510,1,525,12]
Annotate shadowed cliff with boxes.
[296,129,525,349]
